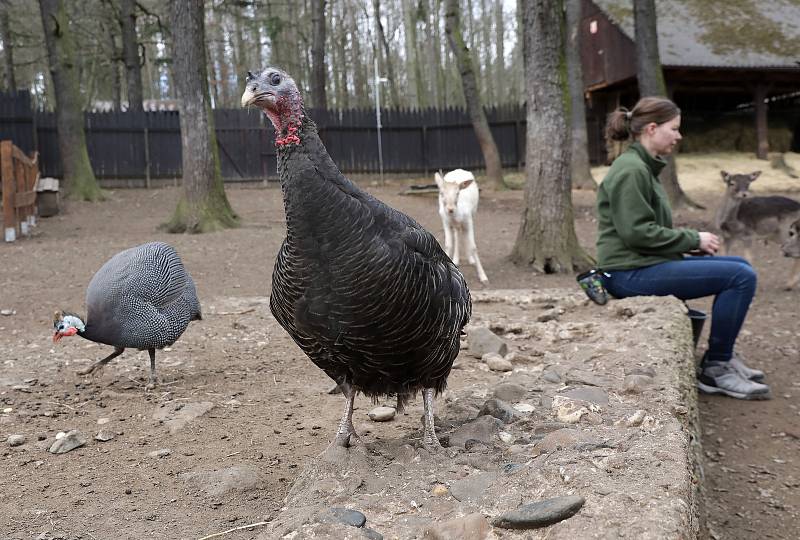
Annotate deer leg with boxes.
[786,258,800,290]
[442,220,453,259]
[464,218,488,283]
[451,226,461,266]
[77,347,124,376]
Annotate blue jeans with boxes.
[603,256,756,362]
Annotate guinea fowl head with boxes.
[52,310,85,343]
[241,67,304,147]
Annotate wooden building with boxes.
[580,0,800,163]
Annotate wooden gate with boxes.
[1,140,39,242]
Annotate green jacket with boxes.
[596,143,699,270]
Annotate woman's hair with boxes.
[605,96,681,142]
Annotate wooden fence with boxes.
[1,140,39,242]
[0,91,557,182]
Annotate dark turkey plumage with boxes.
[53,241,201,386]
[242,67,470,450]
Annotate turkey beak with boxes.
[241,87,256,108]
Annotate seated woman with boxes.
[596,96,770,400]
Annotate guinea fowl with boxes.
[53,241,202,387]
[241,67,471,452]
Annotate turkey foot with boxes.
[77,347,124,377]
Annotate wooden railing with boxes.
[1,140,39,242]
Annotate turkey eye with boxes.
[270,73,281,86]
[251,85,257,92]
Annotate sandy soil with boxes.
[0,151,798,539]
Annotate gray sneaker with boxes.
[729,352,765,382]
[698,361,772,400]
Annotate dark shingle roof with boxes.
[593,0,800,68]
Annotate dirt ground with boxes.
[1,152,799,539]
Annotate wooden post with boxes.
[143,125,151,189]
[15,155,26,235]
[420,125,428,176]
[2,141,16,242]
[754,83,768,160]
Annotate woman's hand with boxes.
[698,232,721,255]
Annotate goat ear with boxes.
[720,170,730,183]
[750,171,761,181]
[459,179,474,190]
[434,172,444,189]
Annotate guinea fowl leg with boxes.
[77,347,124,376]
[422,388,443,451]
[147,348,158,387]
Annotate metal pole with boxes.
[374,51,384,185]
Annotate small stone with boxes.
[422,512,490,540]
[148,448,171,458]
[468,327,508,358]
[432,484,449,496]
[49,430,87,454]
[478,398,516,424]
[95,430,115,442]
[0,309,14,316]
[327,507,366,528]
[367,406,396,422]
[2,407,13,414]
[623,374,653,394]
[512,403,535,413]
[484,354,513,372]
[542,370,561,384]
[7,434,26,447]
[97,417,111,425]
[362,528,383,540]
[624,410,647,427]
[492,495,585,529]
[493,383,527,402]
[498,431,513,444]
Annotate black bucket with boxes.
[687,308,707,349]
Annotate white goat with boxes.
[434,169,488,283]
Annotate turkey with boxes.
[53,241,202,387]
[241,67,471,451]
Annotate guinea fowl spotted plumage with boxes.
[241,67,471,451]
[53,241,202,386]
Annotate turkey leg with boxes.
[77,347,124,376]
[422,388,442,451]
[330,384,358,448]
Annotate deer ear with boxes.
[750,171,761,181]
[720,170,730,182]
[459,179,474,190]
[434,172,444,189]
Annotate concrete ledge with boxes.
[266,289,704,539]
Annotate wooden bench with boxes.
[1,140,39,242]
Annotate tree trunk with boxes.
[754,83,769,160]
[310,0,327,108]
[565,0,595,191]
[510,0,591,273]
[633,0,697,209]
[0,1,17,93]
[402,0,420,108]
[335,2,348,109]
[39,0,102,201]
[444,0,504,189]
[164,0,237,234]
[373,0,400,107]
[494,0,504,103]
[233,9,248,98]
[120,0,143,111]
[347,2,368,107]
[479,0,492,104]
